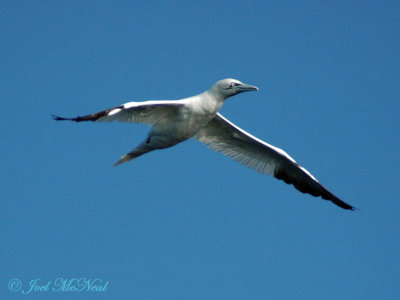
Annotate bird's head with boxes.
[209,78,258,100]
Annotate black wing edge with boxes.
[274,167,356,211]
[51,106,122,122]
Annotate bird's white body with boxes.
[147,92,223,146]
[53,78,354,210]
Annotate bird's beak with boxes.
[238,83,259,92]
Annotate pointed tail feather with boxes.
[113,154,134,167]
[113,146,155,167]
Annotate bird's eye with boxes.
[230,82,240,88]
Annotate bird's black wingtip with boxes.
[51,114,75,121]
[348,205,359,212]
[51,114,64,120]
[331,197,357,211]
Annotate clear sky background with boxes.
[1,1,399,299]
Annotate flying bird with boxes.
[53,78,354,210]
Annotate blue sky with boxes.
[1,1,399,299]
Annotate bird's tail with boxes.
[113,154,134,167]
[113,146,154,167]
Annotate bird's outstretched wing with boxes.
[52,100,185,126]
[195,113,354,210]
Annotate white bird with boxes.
[53,78,354,210]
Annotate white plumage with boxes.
[53,78,353,210]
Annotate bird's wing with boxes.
[52,100,186,126]
[195,113,353,210]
